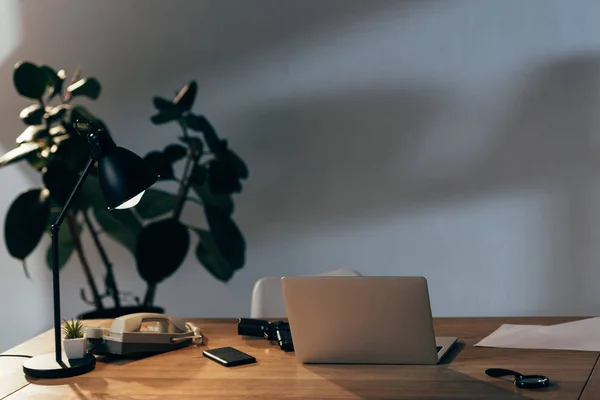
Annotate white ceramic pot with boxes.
[63,338,86,359]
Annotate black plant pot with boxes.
[78,306,165,320]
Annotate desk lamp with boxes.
[22,120,157,379]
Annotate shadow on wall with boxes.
[2,0,600,317]
[0,0,411,149]
[235,84,449,238]
[239,53,600,233]
[232,53,600,311]
[0,0,432,333]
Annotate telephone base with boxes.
[23,352,95,379]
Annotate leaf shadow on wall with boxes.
[235,84,449,242]
[233,53,600,314]
[0,0,419,319]
[0,0,412,150]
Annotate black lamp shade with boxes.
[97,146,158,209]
[22,125,158,380]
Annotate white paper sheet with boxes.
[474,317,600,351]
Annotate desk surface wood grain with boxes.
[1,317,598,400]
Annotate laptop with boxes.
[281,276,457,364]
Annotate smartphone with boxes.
[203,347,256,367]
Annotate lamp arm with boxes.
[49,157,95,364]
[50,158,95,234]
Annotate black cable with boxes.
[0,354,32,358]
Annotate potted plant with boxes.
[0,61,159,316]
[133,80,249,306]
[0,62,249,318]
[62,318,86,359]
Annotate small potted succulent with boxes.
[62,318,86,359]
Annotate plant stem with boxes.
[22,260,29,279]
[143,283,156,307]
[38,98,52,134]
[63,66,81,104]
[173,156,193,219]
[179,118,190,139]
[186,196,204,206]
[82,210,121,308]
[172,120,201,220]
[66,213,104,310]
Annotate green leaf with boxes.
[49,125,67,137]
[152,96,178,112]
[39,65,58,87]
[93,206,142,255]
[45,104,70,123]
[173,81,197,112]
[16,125,48,144]
[4,189,50,260]
[184,115,225,154]
[204,206,245,270]
[81,174,107,210]
[163,144,187,163]
[191,182,234,215]
[193,228,235,282]
[25,148,47,171]
[43,67,66,100]
[47,197,61,225]
[135,218,189,284]
[45,220,80,271]
[207,159,242,195]
[19,105,45,125]
[184,114,203,131]
[190,165,207,187]
[223,149,249,180]
[51,136,90,173]
[62,318,85,339]
[0,142,44,167]
[13,61,47,99]
[144,151,173,180]
[135,189,177,219]
[42,160,81,207]
[150,110,180,125]
[67,77,101,99]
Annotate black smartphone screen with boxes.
[203,347,256,367]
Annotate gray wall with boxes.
[1,0,600,351]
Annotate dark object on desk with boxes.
[203,347,256,367]
[238,318,294,351]
[485,368,550,389]
[22,120,157,379]
[274,323,294,351]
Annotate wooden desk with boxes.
[1,317,599,399]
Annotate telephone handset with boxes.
[89,313,203,356]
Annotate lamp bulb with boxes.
[115,191,145,210]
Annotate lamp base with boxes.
[23,353,95,379]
